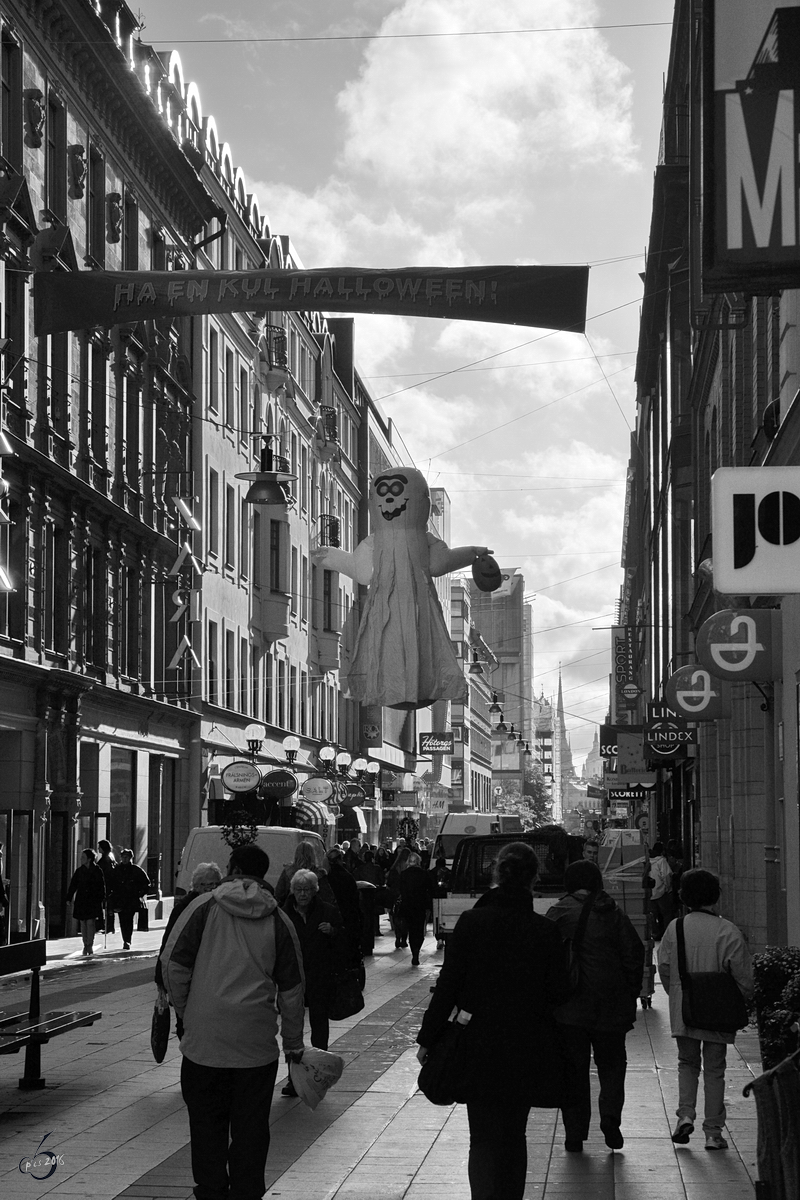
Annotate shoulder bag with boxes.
[418,1011,471,1106]
[675,916,749,1033]
[328,966,365,1021]
[564,893,595,995]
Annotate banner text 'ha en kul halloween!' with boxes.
[34,264,590,336]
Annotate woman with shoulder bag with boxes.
[657,868,753,1150]
[546,860,645,1152]
[416,843,575,1200]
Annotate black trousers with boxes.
[466,1099,530,1200]
[406,909,427,959]
[308,1001,329,1051]
[558,1024,628,1141]
[119,910,135,945]
[180,1055,279,1200]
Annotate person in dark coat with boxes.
[96,839,117,934]
[353,849,384,953]
[325,847,362,965]
[546,859,645,1152]
[274,840,338,910]
[66,848,106,955]
[387,845,411,948]
[398,852,437,965]
[281,869,343,1096]
[417,843,574,1200]
[110,849,151,949]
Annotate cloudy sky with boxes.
[142,0,675,770]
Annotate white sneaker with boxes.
[705,1134,728,1151]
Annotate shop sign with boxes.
[260,769,298,800]
[703,1,800,291]
[612,626,638,708]
[712,466,800,593]
[696,608,781,681]
[664,664,732,720]
[419,732,455,755]
[644,703,694,759]
[300,777,334,802]
[221,761,262,793]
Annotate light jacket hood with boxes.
[212,876,277,920]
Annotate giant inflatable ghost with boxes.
[313,468,492,710]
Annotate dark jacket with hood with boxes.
[281,893,343,1006]
[546,888,645,1031]
[417,884,576,1107]
[160,874,305,1068]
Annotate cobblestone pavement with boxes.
[0,919,763,1199]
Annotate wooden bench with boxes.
[0,940,102,1089]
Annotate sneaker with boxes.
[672,1119,694,1144]
[123,942,131,950]
[705,1134,728,1151]
[564,1140,583,1153]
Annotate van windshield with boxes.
[433,834,465,859]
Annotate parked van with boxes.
[174,826,327,896]
[431,812,524,866]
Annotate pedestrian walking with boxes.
[96,839,117,937]
[416,842,574,1200]
[110,849,151,950]
[280,868,343,1094]
[657,867,754,1150]
[160,843,305,1200]
[65,848,106,955]
[154,862,223,1007]
[387,845,411,948]
[325,846,362,966]
[646,842,674,938]
[546,859,645,1152]
[353,849,384,953]
[274,839,338,909]
[397,851,436,965]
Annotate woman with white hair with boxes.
[280,868,343,1096]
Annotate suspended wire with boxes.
[363,350,637,379]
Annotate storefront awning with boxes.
[294,799,331,830]
[339,806,367,834]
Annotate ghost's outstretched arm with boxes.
[428,537,493,578]
[311,537,374,585]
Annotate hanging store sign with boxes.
[221,761,262,793]
[712,466,800,593]
[419,732,455,755]
[261,769,298,801]
[703,1,800,290]
[644,703,695,759]
[34,264,590,337]
[300,776,335,803]
[696,608,781,681]
[664,664,732,720]
[612,626,640,709]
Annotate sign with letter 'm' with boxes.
[703,1,800,290]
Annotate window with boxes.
[123,189,139,269]
[122,353,142,486]
[89,336,107,462]
[46,93,67,221]
[240,636,248,715]
[289,665,297,731]
[207,620,219,704]
[269,520,281,591]
[225,629,235,709]
[240,497,249,577]
[265,652,273,723]
[124,564,140,678]
[43,522,68,654]
[48,333,70,437]
[208,469,219,556]
[311,564,318,630]
[277,659,286,728]
[225,484,235,567]
[323,569,334,631]
[300,670,307,735]
[252,510,262,585]
[0,31,22,171]
[300,445,308,511]
[208,328,219,412]
[251,643,260,719]
[239,367,248,442]
[87,146,105,265]
[300,553,308,624]
[225,348,235,427]
[291,545,298,615]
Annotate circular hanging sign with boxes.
[261,769,298,800]
[338,783,365,808]
[221,761,262,793]
[301,776,334,802]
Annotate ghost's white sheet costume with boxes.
[315,469,487,710]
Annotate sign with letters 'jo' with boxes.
[712,467,800,593]
[696,608,781,682]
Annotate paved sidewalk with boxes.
[0,922,763,1199]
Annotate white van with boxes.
[431,812,524,866]
[174,826,327,896]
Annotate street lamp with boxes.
[244,722,266,759]
[282,734,300,764]
[318,744,336,772]
[488,692,502,714]
[468,650,484,675]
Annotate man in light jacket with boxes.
[658,867,753,1150]
[160,843,306,1200]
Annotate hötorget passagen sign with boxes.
[34,264,590,337]
[419,732,455,755]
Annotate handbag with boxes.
[137,902,149,932]
[418,1012,470,1105]
[150,992,171,1062]
[564,893,595,995]
[328,967,365,1021]
[675,917,749,1033]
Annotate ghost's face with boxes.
[370,468,431,533]
[375,473,409,521]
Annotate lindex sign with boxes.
[644,704,694,759]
